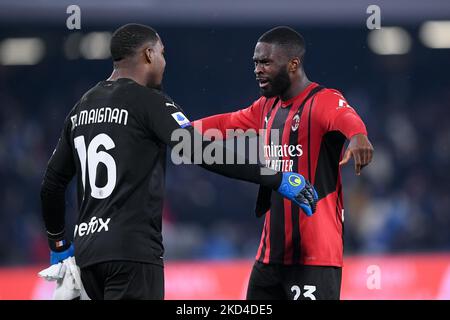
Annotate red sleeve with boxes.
[192,97,265,139]
[314,89,367,139]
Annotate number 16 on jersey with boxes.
[74,133,117,199]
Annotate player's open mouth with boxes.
[257,78,270,88]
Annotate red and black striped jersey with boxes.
[195,82,367,267]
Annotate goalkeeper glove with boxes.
[277,172,318,216]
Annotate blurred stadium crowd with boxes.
[0,24,449,266]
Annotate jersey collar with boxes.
[280,82,319,108]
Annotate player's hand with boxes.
[277,172,318,216]
[50,243,74,265]
[339,134,374,175]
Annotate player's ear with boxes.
[289,57,300,72]
[144,47,153,64]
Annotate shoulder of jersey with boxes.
[129,85,175,106]
[142,88,184,114]
[315,87,356,112]
[150,88,177,105]
[316,87,345,102]
[79,85,100,104]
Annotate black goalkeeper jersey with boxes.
[45,78,281,268]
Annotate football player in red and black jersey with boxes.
[194,26,374,300]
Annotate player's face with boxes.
[253,42,291,98]
[146,38,166,89]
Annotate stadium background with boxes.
[1,0,449,299]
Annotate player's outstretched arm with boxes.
[192,97,265,138]
[145,91,317,215]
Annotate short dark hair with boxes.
[110,23,159,61]
[258,26,305,59]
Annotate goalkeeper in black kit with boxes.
[40,23,318,300]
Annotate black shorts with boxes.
[80,261,164,300]
[246,261,342,300]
